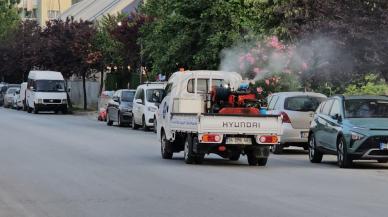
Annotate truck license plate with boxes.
[226,137,252,145]
[301,132,309,138]
[380,143,388,150]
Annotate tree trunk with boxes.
[65,80,73,113]
[99,66,104,95]
[82,72,87,110]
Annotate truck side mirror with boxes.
[67,88,71,93]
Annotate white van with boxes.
[132,82,166,131]
[26,71,68,114]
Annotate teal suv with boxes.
[308,95,388,168]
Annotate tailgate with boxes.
[199,114,282,135]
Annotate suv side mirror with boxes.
[135,99,143,104]
[67,87,71,93]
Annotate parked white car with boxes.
[132,82,166,131]
[26,71,68,114]
[267,92,327,153]
[3,87,20,108]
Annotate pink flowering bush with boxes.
[238,36,308,80]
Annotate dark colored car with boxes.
[308,95,388,168]
[106,89,136,127]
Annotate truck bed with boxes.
[170,113,282,135]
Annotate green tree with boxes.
[0,0,20,40]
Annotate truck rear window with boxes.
[187,79,223,93]
[284,96,325,112]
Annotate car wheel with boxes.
[309,134,323,163]
[184,135,197,164]
[378,160,388,163]
[62,108,68,114]
[142,116,149,131]
[132,114,139,129]
[337,137,353,168]
[161,132,173,159]
[106,112,113,126]
[270,144,283,154]
[192,136,204,164]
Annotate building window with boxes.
[48,10,60,19]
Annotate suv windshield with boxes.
[285,96,325,112]
[122,91,135,102]
[146,89,164,103]
[35,80,65,92]
[345,99,388,118]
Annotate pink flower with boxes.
[253,67,261,74]
[257,87,263,94]
[265,79,270,86]
[268,36,284,50]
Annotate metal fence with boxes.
[68,80,100,109]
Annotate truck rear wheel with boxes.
[183,135,200,164]
[247,151,268,166]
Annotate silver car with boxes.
[267,92,327,154]
[3,87,20,108]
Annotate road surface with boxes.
[0,107,387,217]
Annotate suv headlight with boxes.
[37,99,43,104]
[62,99,67,104]
[147,106,157,112]
[351,131,365,141]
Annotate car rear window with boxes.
[284,96,325,112]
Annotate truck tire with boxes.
[247,151,259,166]
[161,132,173,159]
[27,106,32,113]
[192,136,204,164]
[184,135,197,164]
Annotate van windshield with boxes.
[35,80,65,92]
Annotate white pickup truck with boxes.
[156,70,282,166]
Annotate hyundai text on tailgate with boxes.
[156,70,282,166]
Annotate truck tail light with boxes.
[218,146,226,152]
[202,134,222,143]
[281,112,291,123]
[259,135,279,144]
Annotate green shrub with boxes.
[345,74,388,96]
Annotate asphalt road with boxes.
[0,107,388,217]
